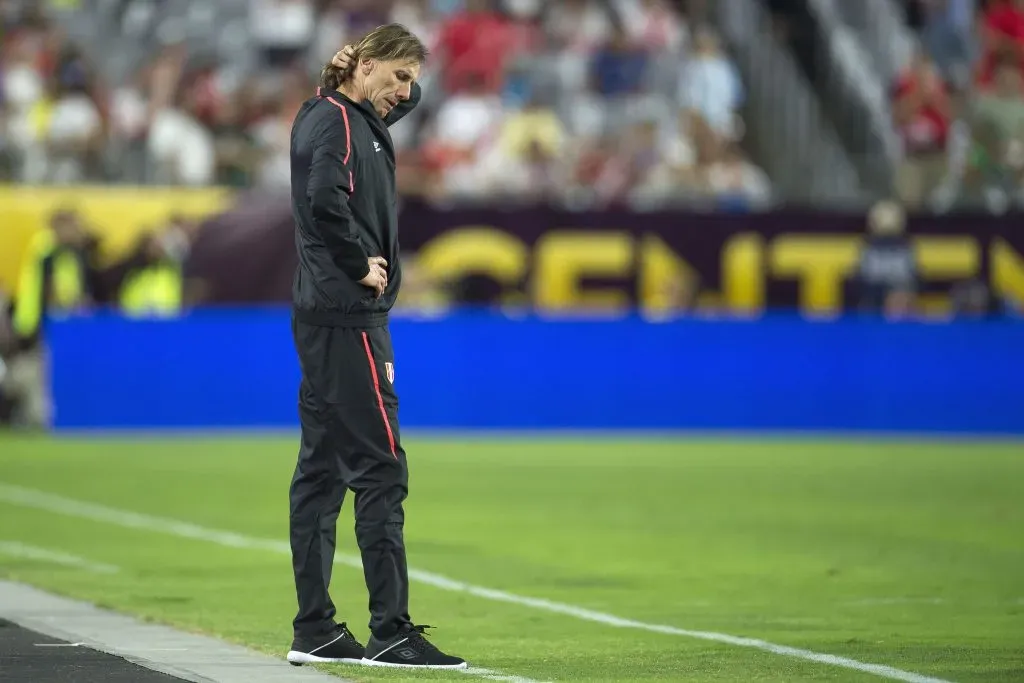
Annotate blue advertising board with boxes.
[46,310,1024,435]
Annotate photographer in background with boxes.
[8,208,97,428]
[117,218,194,318]
[852,200,919,319]
[0,288,16,425]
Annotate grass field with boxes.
[0,434,1021,682]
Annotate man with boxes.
[0,288,15,423]
[968,55,1024,200]
[891,49,951,209]
[286,26,466,671]
[851,200,918,318]
[8,209,95,428]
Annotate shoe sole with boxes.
[360,657,468,669]
[287,650,362,666]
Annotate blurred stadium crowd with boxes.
[0,0,774,209]
[894,0,1024,210]
[1,1,1023,209]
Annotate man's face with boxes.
[363,59,421,118]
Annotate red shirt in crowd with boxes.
[977,2,1024,87]
[892,70,951,155]
[985,1,1024,41]
[437,10,512,93]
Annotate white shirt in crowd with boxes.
[680,54,744,138]
[433,93,504,148]
[251,116,292,189]
[249,0,315,48]
[613,0,687,53]
[148,108,215,185]
[547,0,612,53]
[47,94,101,146]
[2,63,43,150]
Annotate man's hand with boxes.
[332,45,356,72]
[359,256,388,298]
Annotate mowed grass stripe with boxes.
[0,483,953,683]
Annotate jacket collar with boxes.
[315,86,392,149]
[316,87,381,121]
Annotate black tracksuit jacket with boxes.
[290,83,421,327]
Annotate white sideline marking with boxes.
[846,598,946,606]
[0,540,120,574]
[464,666,539,682]
[0,483,953,683]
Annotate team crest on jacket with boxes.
[385,362,394,384]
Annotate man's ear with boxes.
[361,59,375,76]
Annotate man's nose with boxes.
[397,83,411,101]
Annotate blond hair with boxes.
[320,23,428,90]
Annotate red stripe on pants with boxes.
[361,332,397,458]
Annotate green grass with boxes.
[0,434,1022,682]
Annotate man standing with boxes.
[286,26,467,671]
[852,200,918,318]
[8,210,96,428]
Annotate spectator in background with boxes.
[620,117,671,205]
[478,137,566,202]
[703,140,773,210]
[679,26,743,143]
[428,71,504,198]
[108,60,152,179]
[147,76,216,185]
[497,90,566,164]
[546,0,614,53]
[211,97,258,187]
[892,48,951,209]
[968,54,1024,202]
[249,0,315,69]
[437,0,511,93]
[638,108,700,202]
[391,0,444,51]
[592,23,649,97]
[0,0,770,206]
[503,0,544,54]
[546,0,615,106]
[977,0,1024,87]
[616,0,687,53]
[38,45,105,183]
[143,42,187,136]
[250,70,312,189]
[566,134,620,206]
[852,200,919,319]
[3,29,47,180]
[914,0,976,82]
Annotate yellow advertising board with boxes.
[0,186,232,296]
